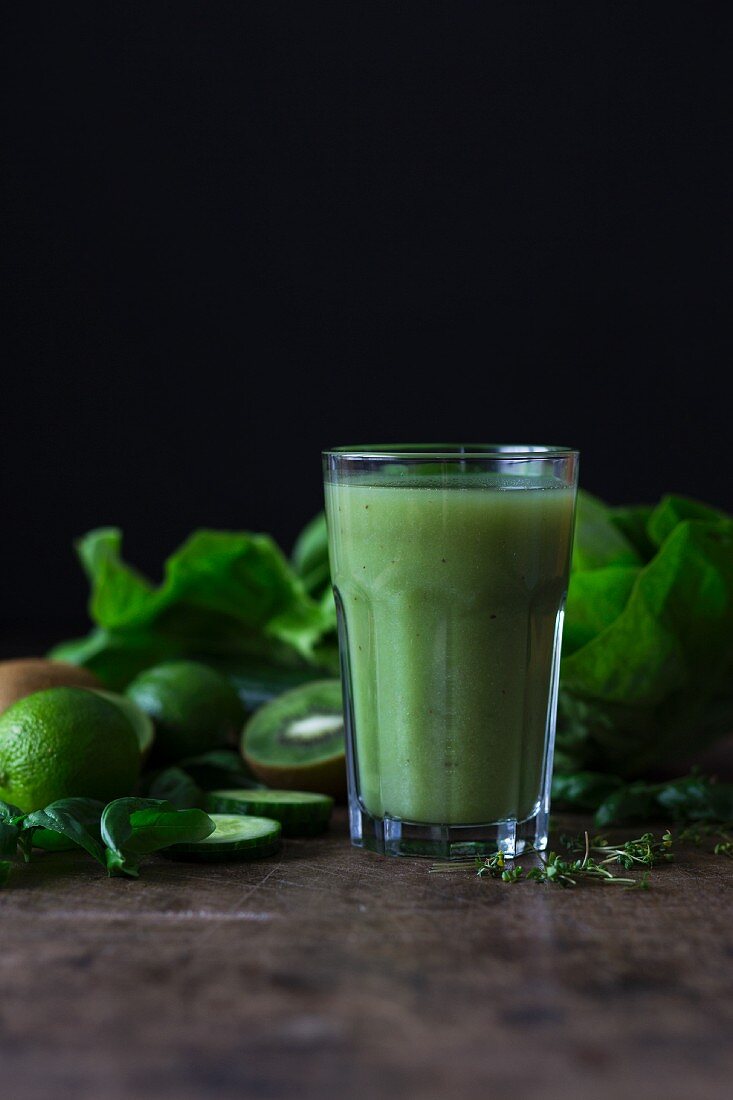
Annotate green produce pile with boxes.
[49,492,733,826]
[2,488,732,893]
[555,490,733,821]
[0,654,339,888]
[50,523,337,691]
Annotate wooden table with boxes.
[2,809,731,1100]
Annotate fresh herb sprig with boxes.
[431,820,733,888]
[560,830,674,869]
[676,821,733,858]
[473,839,650,889]
[431,829,670,888]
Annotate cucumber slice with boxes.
[205,788,333,836]
[161,814,281,862]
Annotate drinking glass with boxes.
[323,445,578,859]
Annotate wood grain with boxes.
[1,810,731,1100]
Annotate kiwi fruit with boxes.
[0,658,101,716]
[242,679,346,799]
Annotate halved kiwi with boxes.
[242,680,346,799]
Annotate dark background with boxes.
[3,2,731,647]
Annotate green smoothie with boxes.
[324,473,575,825]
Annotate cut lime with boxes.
[205,788,333,836]
[161,813,281,861]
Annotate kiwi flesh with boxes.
[242,679,346,799]
[0,659,101,716]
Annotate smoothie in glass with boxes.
[323,447,578,857]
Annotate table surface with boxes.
[2,808,732,1100]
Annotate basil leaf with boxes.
[22,799,106,866]
[102,797,214,877]
[0,799,25,824]
[177,750,263,791]
[0,821,19,859]
[142,767,203,809]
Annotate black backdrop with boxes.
[3,3,731,643]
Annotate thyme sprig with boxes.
[431,834,651,888]
[430,821,733,887]
[431,827,664,888]
[476,841,650,889]
[560,830,674,869]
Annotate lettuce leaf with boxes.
[558,493,733,777]
[51,528,334,689]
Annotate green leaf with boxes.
[51,528,335,689]
[0,799,25,824]
[647,495,731,549]
[0,821,19,859]
[609,504,656,561]
[101,797,214,877]
[292,513,331,596]
[594,782,662,828]
[142,767,203,808]
[177,750,263,791]
[551,771,624,812]
[571,491,641,572]
[593,773,733,827]
[0,861,11,887]
[560,513,733,774]
[564,566,640,654]
[655,773,733,822]
[22,799,106,866]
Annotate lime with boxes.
[0,687,140,812]
[90,689,155,757]
[125,661,245,763]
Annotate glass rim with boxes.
[323,443,578,461]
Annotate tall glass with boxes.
[323,445,578,859]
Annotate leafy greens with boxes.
[51,527,337,689]
[49,491,733,823]
[0,796,215,884]
[557,491,733,780]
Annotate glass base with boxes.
[349,801,549,860]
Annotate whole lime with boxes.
[125,661,245,763]
[0,687,141,812]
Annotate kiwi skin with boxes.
[0,659,101,716]
[243,752,347,801]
